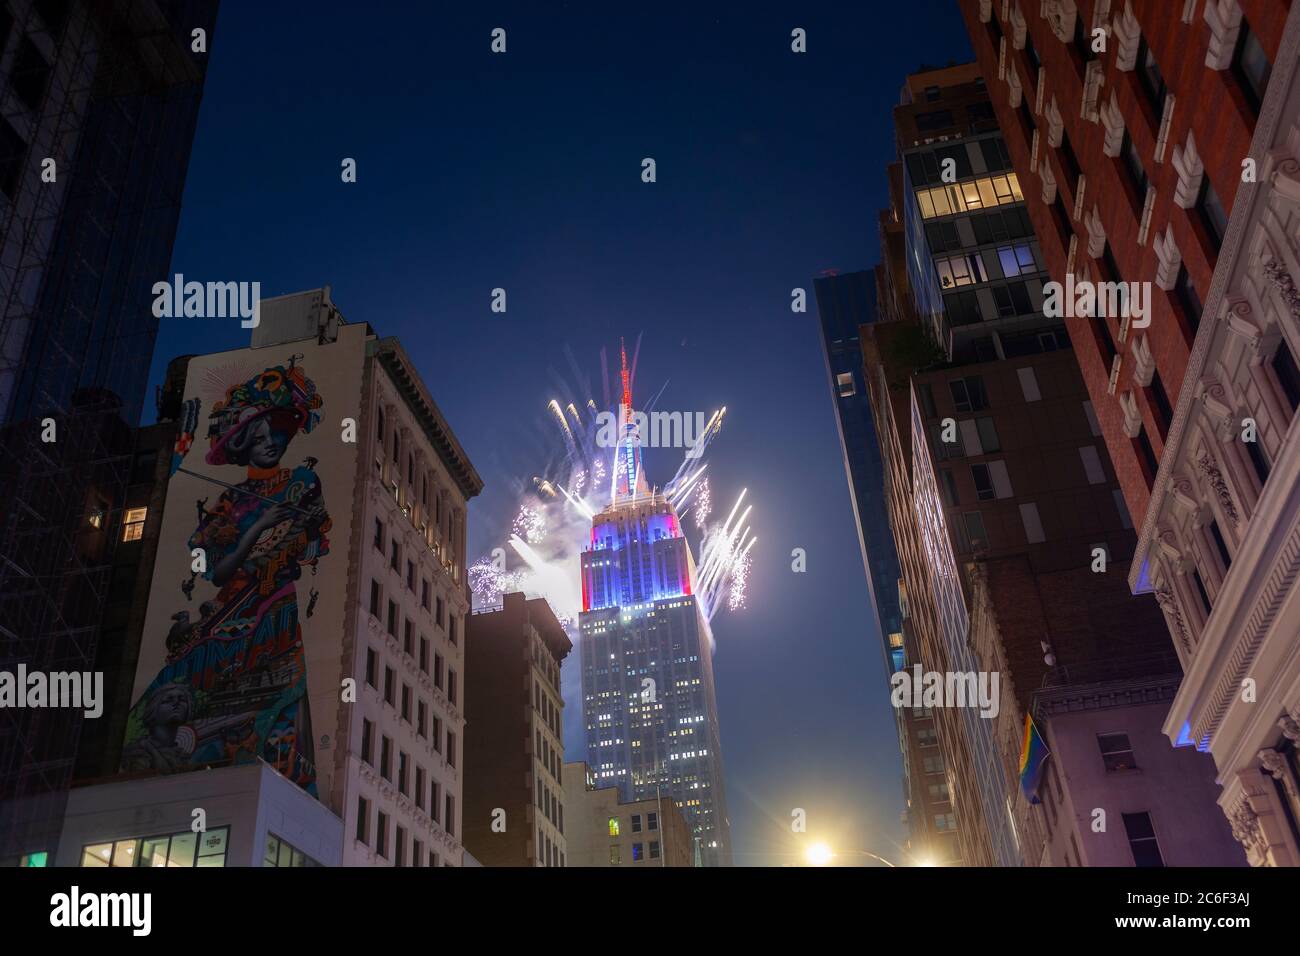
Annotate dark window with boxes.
[356,797,370,844]
[1092,315,1118,364]
[971,464,995,501]
[941,470,960,507]
[1134,427,1158,488]
[361,719,373,765]
[1209,519,1232,573]
[1232,19,1272,113]
[1120,131,1149,207]
[1098,733,1137,771]
[1148,372,1173,436]
[1123,812,1164,867]
[979,137,1011,173]
[915,110,955,132]
[384,666,395,706]
[1058,129,1081,192]
[1024,30,1041,71]
[925,85,941,102]
[369,580,380,618]
[1137,36,1168,119]
[377,812,389,858]
[1175,264,1202,335]
[949,376,988,412]
[1246,435,1271,486]
[1273,341,1300,414]
[387,600,397,636]
[1197,177,1229,250]
[1191,566,1213,617]
[374,519,384,550]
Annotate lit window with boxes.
[836,372,855,397]
[122,507,147,542]
[608,817,620,837]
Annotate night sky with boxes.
[143,1,974,866]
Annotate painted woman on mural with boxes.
[121,358,330,795]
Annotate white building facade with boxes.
[1135,6,1300,867]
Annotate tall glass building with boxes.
[578,359,731,866]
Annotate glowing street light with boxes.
[804,842,834,866]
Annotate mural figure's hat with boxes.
[205,359,322,466]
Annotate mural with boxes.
[122,356,334,793]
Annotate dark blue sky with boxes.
[145,1,973,866]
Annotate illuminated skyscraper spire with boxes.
[614,337,649,502]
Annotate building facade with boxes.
[0,0,217,864]
[70,289,480,870]
[561,760,693,867]
[959,0,1300,865]
[463,592,571,867]
[861,59,1239,866]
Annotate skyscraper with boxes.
[578,346,732,866]
[0,0,218,865]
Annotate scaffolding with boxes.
[0,0,216,863]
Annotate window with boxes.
[445,794,455,836]
[1123,812,1165,867]
[1197,177,1229,249]
[1098,732,1137,771]
[434,653,445,689]
[632,843,644,862]
[374,518,384,551]
[915,109,954,132]
[369,580,380,618]
[610,845,621,865]
[418,700,427,738]
[1019,502,1045,544]
[608,817,620,837]
[940,469,960,507]
[924,84,941,102]
[1079,446,1106,484]
[81,827,231,868]
[935,252,989,289]
[1137,36,1167,118]
[1246,434,1271,486]
[934,813,958,832]
[403,619,414,657]
[648,812,658,831]
[1120,131,1148,205]
[401,684,411,722]
[365,647,377,687]
[419,637,429,673]
[384,666,395,706]
[377,812,389,858]
[1148,372,1173,436]
[650,841,661,860]
[386,600,397,637]
[448,669,458,705]
[1174,264,1202,335]
[1232,18,1271,112]
[961,511,988,550]
[390,540,400,570]
[971,464,995,501]
[361,718,374,765]
[121,507,147,542]
[421,579,430,611]
[1134,426,1159,488]
[1273,340,1300,414]
[447,731,456,768]
[631,814,642,833]
[917,728,938,746]
[1017,367,1041,402]
[915,174,1022,219]
[923,754,945,774]
[949,376,988,412]
[1209,519,1232,573]
[356,797,370,845]
[395,827,406,867]
[380,735,392,780]
[406,560,415,591]
[1191,566,1213,617]
[976,416,1000,453]
[415,766,426,810]
[836,371,855,397]
[997,243,1037,278]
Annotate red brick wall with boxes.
[958,0,1290,531]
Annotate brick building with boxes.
[959,0,1300,867]
[858,60,1238,865]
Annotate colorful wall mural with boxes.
[123,325,367,800]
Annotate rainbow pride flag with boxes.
[1018,712,1050,805]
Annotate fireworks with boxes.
[470,341,754,631]
[512,504,548,545]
